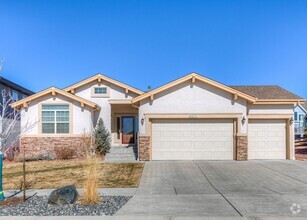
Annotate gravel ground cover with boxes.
[0,196,131,216]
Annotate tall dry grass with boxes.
[80,157,100,204]
[79,131,101,204]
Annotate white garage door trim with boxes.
[152,119,234,160]
[248,119,286,159]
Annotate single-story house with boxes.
[11,73,304,161]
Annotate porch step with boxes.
[104,146,138,162]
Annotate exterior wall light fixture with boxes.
[141,117,145,125]
[242,116,246,125]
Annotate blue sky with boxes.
[0,0,306,97]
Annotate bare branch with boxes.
[0,89,38,154]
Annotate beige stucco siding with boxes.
[248,104,294,115]
[139,81,248,134]
[21,94,92,136]
[74,81,139,132]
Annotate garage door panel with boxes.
[248,119,286,160]
[152,119,233,160]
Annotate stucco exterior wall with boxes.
[21,94,93,136]
[139,81,248,134]
[248,104,294,115]
[74,81,139,133]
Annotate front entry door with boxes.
[122,116,135,144]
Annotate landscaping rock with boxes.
[38,151,56,160]
[48,185,79,205]
[0,195,131,216]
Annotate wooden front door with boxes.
[122,116,135,144]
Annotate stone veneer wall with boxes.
[20,137,91,159]
[139,135,150,161]
[236,134,248,160]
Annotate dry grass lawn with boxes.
[3,160,144,189]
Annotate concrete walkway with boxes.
[116,160,307,217]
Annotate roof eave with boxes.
[253,99,305,105]
[10,87,101,110]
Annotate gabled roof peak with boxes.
[64,73,144,95]
[11,87,100,110]
[132,72,257,103]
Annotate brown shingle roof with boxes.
[229,85,303,100]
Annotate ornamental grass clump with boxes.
[80,156,100,204]
[79,132,100,204]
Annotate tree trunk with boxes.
[23,144,26,202]
[0,151,4,201]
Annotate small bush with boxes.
[54,147,75,160]
[14,154,39,162]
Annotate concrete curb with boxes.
[0,216,307,220]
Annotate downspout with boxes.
[131,102,140,161]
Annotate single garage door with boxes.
[248,120,286,159]
[152,119,234,160]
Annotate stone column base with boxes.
[236,134,248,161]
[139,135,150,161]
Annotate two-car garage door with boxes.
[152,119,234,160]
[151,118,287,160]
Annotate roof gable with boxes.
[301,101,307,112]
[11,87,100,110]
[132,73,257,103]
[296,104,307,114]
[64,74,144,95]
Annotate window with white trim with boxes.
[12,90,18,101]
[94,87,107,94]
[42,104,70,134]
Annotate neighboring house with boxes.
[294,101,307,139]
[11,73,304,161]
[0,76,34,155]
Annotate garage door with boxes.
[248,120,286,159]
[152,119,234,160]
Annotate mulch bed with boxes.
[0,197,24,207]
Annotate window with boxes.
[22,94,27,99]
[42,104,70,134]
[299,115,304,121]
[294,112,298,121]
[94,87,107,94]
[299,115,305,127]
[12,90,18,101]
[92,85,109,98]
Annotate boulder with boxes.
[38,151,56,160]
[48,185,79,205]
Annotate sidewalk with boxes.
[0,216,306,220]
[4,188,137,197]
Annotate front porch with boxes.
[110,102,139,147]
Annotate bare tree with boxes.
[0,89,37,200]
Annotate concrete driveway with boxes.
[117,160,307,217]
